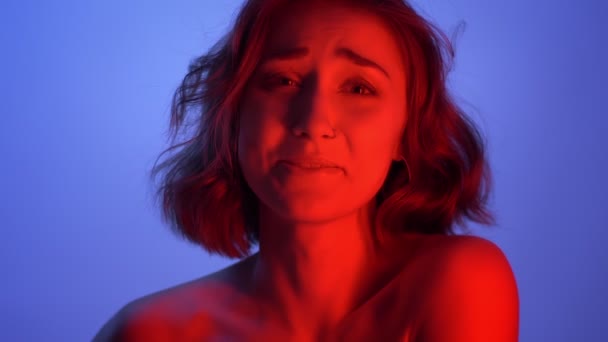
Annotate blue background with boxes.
[1,0,606,341]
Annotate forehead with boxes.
[262,2,405,77]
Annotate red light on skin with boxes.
[278,161,344,175]
[272,161,345,191]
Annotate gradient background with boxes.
[1,0,606,341]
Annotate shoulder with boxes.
[91,301,176,342]
[92,270,243,341]
[91,288,192,341]
[430,235,518,289]
[420,235,520,341]
[428,234,515,268]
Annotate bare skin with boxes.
[94,1,519,341]
[236,1,409,337]
[92,236,518,341]
[95,232,453,341]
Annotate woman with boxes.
[94,0,519,340]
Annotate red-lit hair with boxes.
[150,0,495,259]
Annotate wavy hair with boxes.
[150,0,495,259]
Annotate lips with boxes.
[278,157,342,169]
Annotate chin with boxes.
[265,193,354,224]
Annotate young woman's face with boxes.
[238,1,408,223]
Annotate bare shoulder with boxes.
[418,234,520,341]
[406,233,513,268]
[418,234,518,294]
[427,234,517,278]
[436,234,510,256]
[91,280,217,341]
[92,257,255,341]
[91,298,180,342]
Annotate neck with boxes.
[249,200,400,334]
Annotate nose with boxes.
[288,78,337,140]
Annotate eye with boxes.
[347,79,376,96]
[262,72,377,96]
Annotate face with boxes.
[237,1,408,223]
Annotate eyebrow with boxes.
[260,46,391,80]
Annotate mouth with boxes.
[277,156,343,170]
[276,160,344,176]
[280,160,341,169]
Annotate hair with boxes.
[149,0,495,259]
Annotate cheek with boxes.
[351,114,401,156]
[352,145,393,187]
[346,122,401,189]
[237,107,284,175]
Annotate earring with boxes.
[399,155,412,183]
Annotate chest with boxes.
[199,302,424,341]
[195,271,430,341]
[156,235,444,341]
